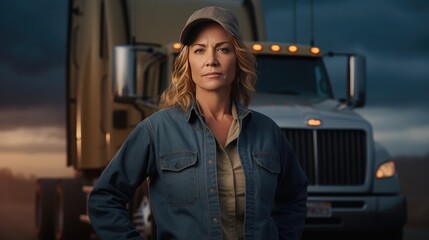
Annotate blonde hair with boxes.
[159,36,256,111]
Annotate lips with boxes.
[203,72,222,77]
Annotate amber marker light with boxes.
[270,44,281,52]
[307,118,321,127]
[252,44,263,52]
[172,43,182,50]
[376,160,396,179]
[310,47,320,55]
[288,45,298,53]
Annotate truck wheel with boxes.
[54,178,91,240]
[36,178,57,240]
[130,181,157,240]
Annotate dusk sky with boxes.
[0,0,428,177]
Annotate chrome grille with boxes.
[282,129,367,186]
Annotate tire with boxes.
[36,178,57,240]
[54,178,91,240]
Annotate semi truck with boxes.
[35,0,407,239]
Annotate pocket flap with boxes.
[253,153,281,174]
[160,151,197,172]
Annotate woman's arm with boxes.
[272,133,308,240]
[88,121,155,240]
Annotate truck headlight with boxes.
[375,160,396,179]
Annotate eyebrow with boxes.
[191,41,231,48]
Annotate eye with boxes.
[218,47,231,53]
[194,48,205,54]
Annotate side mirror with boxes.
[347,54,366,107]
[113,45,137,103]
[112,45,165,103]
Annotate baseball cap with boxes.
[180,6,243,45]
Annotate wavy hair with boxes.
[159,36,256,111]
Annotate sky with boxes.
[0,0,428,177]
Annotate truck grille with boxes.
[282,129,367,186]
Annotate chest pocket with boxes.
[253,152,281,205]
[160,151,198,206]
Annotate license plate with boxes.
[306,202,332,218]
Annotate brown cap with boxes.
[180,6,242,45]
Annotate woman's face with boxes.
[188,22,237,95]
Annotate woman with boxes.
[89,6,308,240]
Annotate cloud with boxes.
[0,106,65,131]
[375,126,429,157]
[358,107,429,131]
[0,0,68,74]
[0,64,65,131]
[264,0,429,63]
[0,126,65,153]
[0,151,73,177]
[317,1,429,55]
[365,54,429,108]
[0,0,67,118]
[265,0,429,56]
[358,107,429,156]
[0,63,66,110]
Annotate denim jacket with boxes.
[88,101,308,240]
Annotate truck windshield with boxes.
[255,55,333,99]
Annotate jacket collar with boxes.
[184,99,251,122]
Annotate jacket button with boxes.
[212,217,218,223]
[175,163,181,169]
[209,188,216,193]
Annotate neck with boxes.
[196,91,231,120]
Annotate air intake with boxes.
[282,129,367,185]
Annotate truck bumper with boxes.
[304,195,407,232]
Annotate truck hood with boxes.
[249,94,372,130]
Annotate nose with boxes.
[205,50,218,66]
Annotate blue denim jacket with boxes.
[88,101,308,240]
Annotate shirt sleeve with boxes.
[88,121,155,240]
[272,130,308,240]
